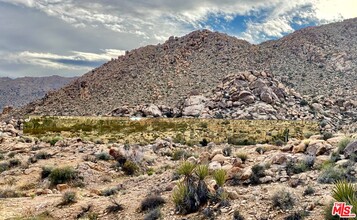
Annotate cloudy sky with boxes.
[0,0,356,78]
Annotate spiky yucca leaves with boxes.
[331,180,357,215]
[213,169,227,187]
[195,165,209,180]
[177,161,196,179]
[172,182,188,208]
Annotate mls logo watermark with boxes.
[332,202,356,218]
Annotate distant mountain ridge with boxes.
[0,75,77,111]
[6,18,357,128]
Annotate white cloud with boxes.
[0,0,357,76]
[0,49,125,70]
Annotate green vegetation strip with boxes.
[24,116,319,145]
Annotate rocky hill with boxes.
[7,18,357,127]
[0,75,76,111]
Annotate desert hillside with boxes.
[0,75,76,110]
[11,18,356,120]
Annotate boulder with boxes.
[208,161,221,171]
[271,153,288,165]
[292,142,307,153]
[182,95,207,116]
[142,104,162,117]
[211,154,229,164]
[56,184,70,192]
[344,140,357,158]
[240,167,252,180]
[306,141,329,156]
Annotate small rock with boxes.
[57,184,70,192]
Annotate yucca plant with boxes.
[195,165,209,180]
[195,165,209,205]
[236,152,248,163]
[331,180,357,215]
[177,161,196,178]
[213,169,227,187]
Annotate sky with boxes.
[0,0,356,78]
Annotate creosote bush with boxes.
[172,149,189,161]
[95,152,112,161]
[61,190,77,205]
[272,189,295,210]
[233,210,245,220]
[250,164,266,184]
[48,166,78,185]
[144,208,161,220]
[337,137,351,154]
[303,186,315,196]
[322,132,333,141]
[101,187,120,197]
[35,151,51,160]
[122,160,139,175]
[317,166,356,183]
[41,166,53,179]
[0,188,21,198]
[140,195,166,212]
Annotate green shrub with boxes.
[101,187,119,197]
[7,152,15,158]
[303,132,314,139]
[255,147,266,154]
[272,189,295,210]
[0,162,9,173]
[317,166,355,183]
[275,139,285,147]
[236,153,248,163]
[222,146,232,157]
[286,160,308,175]
[8,159,21,168]
[233,210,245,220]
[228,136,255,146]
[322,132,333,141]
[122,160,139,175]
[35,151,51,160]
[0,154,4,160]
[41,166,53,179]
[61,191,77,205]
[299,100,308,106]
[337,137,351,154]
[140,195,166,212]
[144,208,161,220]
[147,168,155,176]
[284,211,308,220]
[199,138,208,147]
[303,186,315,196]
[106,198,124,213]
[213,169,227,187]
[49,166,78,185]
[172,149,189,161]
[95,152,112,161]
[48,136,62,146]
[250,164,266,184]
[0,188,20,198]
